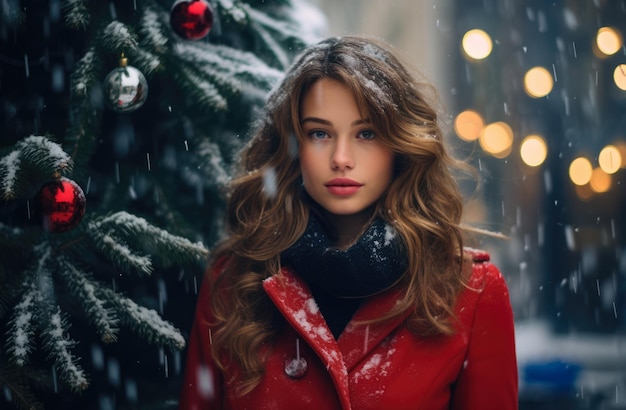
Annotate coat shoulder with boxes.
[462,247,507,292]
[463,247,491,263]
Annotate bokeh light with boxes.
[480,121,514,158]
[520,135,548,167]
[616,142,626,168]
[575,184,594,201]
[598,145,622,174]
[569,157,593,186]
[462,29,493,60]
[596,27,623,56]
[454,110,484,141]
[590,167,612,193]
[614,64,626,91]
[524,67,554,98]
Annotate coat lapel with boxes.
[263,268,352,410]
[338,287,412,372]
[263,268,411,395]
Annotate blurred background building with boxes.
[314,0,626,408]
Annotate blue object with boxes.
[523,360,582,393]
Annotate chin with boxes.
[323,205,371,217]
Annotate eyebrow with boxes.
[300,117,371,127]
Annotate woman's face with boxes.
[299,77,394,217]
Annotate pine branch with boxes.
[244,4,292,69]
[216,0,249,24]
[70,47,100,98]
[128,47,162,76]
[138,6,169,52]
[65,47,102,167]
[89,211,209,271]
[5,283,40,366]
[5,243,52,366]
[0,136,73,200]
[0,362,44,410]
[38,305,89,392]
[176,65,229,112]
[172,42,282,108]
[56,258,120,343]
[0,151,21,199]
[62,0,90,30]
[179,140,230,189]
[87,227,154,275]
[100,20,139,55]
[98,287,186,350]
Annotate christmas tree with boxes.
[0,0,325,408]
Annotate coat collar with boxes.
[263,267,411,409]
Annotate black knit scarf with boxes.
[281,214,407,337]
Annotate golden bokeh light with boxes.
[616,142,626,168]
[454,110,484,141]
[614,64,626,91]
[569,157,593,186]
[596,27,623,56]
[590,168,612,193]
[479,121,514,158]
[524,67,554,98]
[575,184,594,201]
[598,145,622,174]
[462,29,493,60]
[520,135,548,167]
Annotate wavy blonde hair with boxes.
[209,35,473,394]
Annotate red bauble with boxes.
[170,0,214,40]
[33,177,86,233]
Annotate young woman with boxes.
[179,36,518,409]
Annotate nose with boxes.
[331,137,354,170]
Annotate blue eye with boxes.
[359,130,375,140]
[309,130,328,139]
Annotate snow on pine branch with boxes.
[202,43,284,86]
[7,243,54,367]
[62,0,90,29]
[6,284,40,366]
[39,306,89,391]
[88,228,154,275]
[173,42,283,103]
[57,259,120,343]
[0,151,20,200]
[128,47,161,76]
[89,211,209,272]
[216,0,248,24]
[243,4,296,68]
[139,7,169,51]
[129,7,170,75]
[99,287,185,350]
[71,47,100,97]
[181,140,230,188]
[100,21,139,55]
[177,66,229,112]
[0,136,72,199]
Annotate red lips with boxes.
[325,178,362,196]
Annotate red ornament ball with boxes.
[170,0,214,41]
[33,177,86,233]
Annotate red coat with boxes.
[179,249,518,409]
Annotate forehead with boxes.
[299,78,367,119]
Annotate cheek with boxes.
[375,151,395,182]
